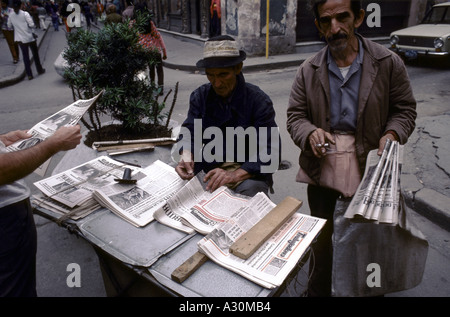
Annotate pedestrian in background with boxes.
[50,5,59,31]
[8,0,46,80]
[209,0,221,37]
[136,10,167,94]
[104,4,121,25]
[37,2,47,30]
[286,0,417,297]
[1,0,19,64]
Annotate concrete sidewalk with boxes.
[1,24,449,232]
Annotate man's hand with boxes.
[0,130,32,147]
[308,128,335,158]
[175,150,195,180]
[203,168,250,192]
[46,125,82,152]
[377,133,397,156]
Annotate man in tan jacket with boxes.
[286,0,416,296]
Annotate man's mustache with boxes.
[327,33,348,42]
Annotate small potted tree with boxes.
[63,12,178,147]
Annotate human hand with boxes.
[377,133,397,156]
[175,150,194,180]
[308,128,335,158]
[203,168,235,192]
[1,130,32,146]
[47,125,82,151]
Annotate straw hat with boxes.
[196,35,247,69]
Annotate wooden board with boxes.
[229,196,302,260]
[171,251,209,283]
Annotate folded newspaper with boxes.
[344,140,403,224]
[33,155,148,222]
[197,194,326,289]
[92,160,187,227]
[153,172,255,234]
[7,91,103,176]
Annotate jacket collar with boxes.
[310,33,391,69]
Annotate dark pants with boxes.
[307,184,340,297]
[18,40,45,78]
[234,178,270,197]
[149,54,164,88]
[0,198,37,297]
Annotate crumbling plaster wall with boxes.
[224,0,297,56]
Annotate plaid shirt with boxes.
[138,21,167,57]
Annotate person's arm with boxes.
[378,56,417,155]
[0,125,82,185]
[24,10,36,28]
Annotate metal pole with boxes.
[266,0,270,59]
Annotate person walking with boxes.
[37,2,47,30]
[8,0,46,80]
[136,13,167,94]
[1,0,19,64]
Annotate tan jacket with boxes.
[287,35,417,182]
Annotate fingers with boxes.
[377,134,396,156]
[309,128,334,158]
[203,168,234,192]
[175,151,194,180]
[50,125,82,151]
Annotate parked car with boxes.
[390,2,450,61]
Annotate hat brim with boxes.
[196,51,247,69]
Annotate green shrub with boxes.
[63,13,176,135]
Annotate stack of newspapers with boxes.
[344,139,403,225]
[32,156,151,221]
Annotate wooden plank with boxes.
[171,251,209,283]
[229,196,302,260]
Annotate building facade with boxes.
[144,0,443,57]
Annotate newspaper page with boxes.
[344,139,392,220]
[92,160,186,227]
[198,193,326,289]
[154,172,253,235]
[366,141,396,220]
[153,173,208,234]
[344,141,403,224]
[379,143,403,225]
[6,91,103,176]
[34,155,139,210]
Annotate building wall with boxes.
[223,0,297,56]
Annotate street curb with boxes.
[0,24,49,89]
[404,187,450,231]
[163,58,305,73]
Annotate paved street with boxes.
[0,23,449,297]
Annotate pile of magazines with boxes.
[344,139,403,225]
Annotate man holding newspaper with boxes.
[0,125,82,297]
[286,0,417,297]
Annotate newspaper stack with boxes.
[33,156,148,221]
[197,193,326,289]
[344,139,403,225]
[92,160,186,227]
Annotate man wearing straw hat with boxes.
[175,35,280,197]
